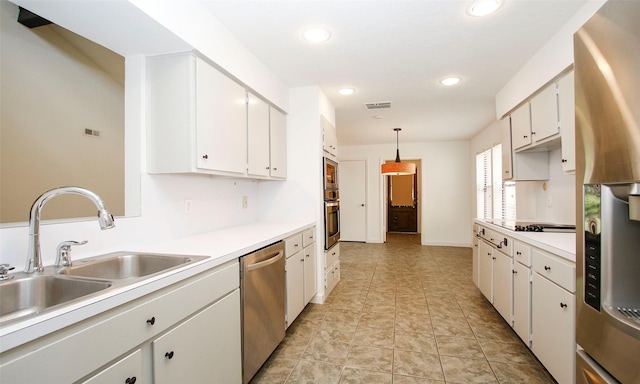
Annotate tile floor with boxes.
[250,237,555,384]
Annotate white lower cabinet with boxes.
[478,240,493,302]
[532,272,575,384]
[0,261,241,384]
[512,260,531,346]
[474,224,575,384]
[492,249,513,324]
[285,227,316,327]
[324,243,341,298]
[82,350,142,384]
[153,290,241,384]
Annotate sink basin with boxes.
[59,253,206,280]
[0,275,111,325]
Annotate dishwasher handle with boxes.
[246,251,283,272]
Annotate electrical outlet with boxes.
[547,196,552,207]
[242,196,248,209]
[184,199,192,213]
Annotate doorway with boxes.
[340,159,367,242]
[386,160,420,235]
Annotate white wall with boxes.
[0,1,289,269]
[340,141,471,247]
[495,0,606,117]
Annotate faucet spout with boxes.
[25,187,115,273]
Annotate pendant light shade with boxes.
[381,128,416,175]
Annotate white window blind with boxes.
[476,143,516,221]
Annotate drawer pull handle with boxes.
[146,317,156,325]
[560,303,568,308]
[544,266,551,271]
[125,377,137,384]
[165,351,175,359]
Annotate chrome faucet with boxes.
[25,187,115,273]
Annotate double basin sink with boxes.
[0,252,208,326]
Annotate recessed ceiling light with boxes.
[467,0,503,17]
[440,76,461,86]
[302,28,331,43]
[338,87,355,95]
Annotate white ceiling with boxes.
[202,0,588,146]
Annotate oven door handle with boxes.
[326,201,339,207]
[246,251,283,272]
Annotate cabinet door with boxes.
[478,240,493,302]
[303,245,317,304]
[269,107,287,178]
[286,252,305,326]
[195,58,247,174]
[82,350,142,384]
[247,93,270,177]
[152,290,242,384]
[510,102,532,150]
[493,250,513,324]
[530,83,559,142]
[472,235,479,286]
[500,118,513,181]
[558,71,575,172]
[512,262,531,347]
[532,273,575,384]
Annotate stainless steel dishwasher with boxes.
[240,241,285,384]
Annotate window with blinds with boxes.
[476,143,516,221]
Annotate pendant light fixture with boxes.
[381,128,416,175]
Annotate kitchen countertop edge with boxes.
[0,220,315,354]
[474,219,576,262]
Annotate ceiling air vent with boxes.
[363,101,392,111]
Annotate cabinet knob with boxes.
[512,270,517,274]
[516,251,522,255]
[560,302,568,308]
[165,351,175,359]
[202,154,209,159]
[561,159,567,163]
[146,316,156,325]
[531,131,536,135]
[266,166,270,170]
[492,257,496,260]
[125,377,137,384]
[523,135,528,139]
[544,265,551,271]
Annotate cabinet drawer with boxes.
[514,241,532,266]
[325,243,340,269]
[532,249,575,292]
[302,227,315,247]
[285,233,303,257]
[82,349,142,384]
[0,261,239,383]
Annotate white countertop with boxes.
[0,220,314,353]
[474,219,576,262]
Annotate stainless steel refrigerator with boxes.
[575,1,640,383]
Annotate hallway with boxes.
[251,240,554,383]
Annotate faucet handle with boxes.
[0,264,15,280]
[55,240,88,267]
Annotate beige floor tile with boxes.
[478,338,539,366]
[358,311,395,329]
[324,309,361,326]
[393,350,444,380]
[392,375,445,384]
[394,329,438,354]
[353,325,395,348]
[301,337,351,365]
[339,367,392,384]
[489,361,554,383]
[345,345,394,372]
[285,360,343,384]
[249,356,298,384]
[440,355,498,383]
[435,335,485,359]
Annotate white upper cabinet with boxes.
[247,93,271,177]
[558,71,575,173]
[147,52,286,180]
[500,118,514,181]
[530,82,559,143]
[269,107,287,179]
[195,58,247,174]
[510,102,532,150]
[322,116,338,157]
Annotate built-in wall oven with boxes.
[324,157,340,250]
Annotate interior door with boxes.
[340,160,366,242]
